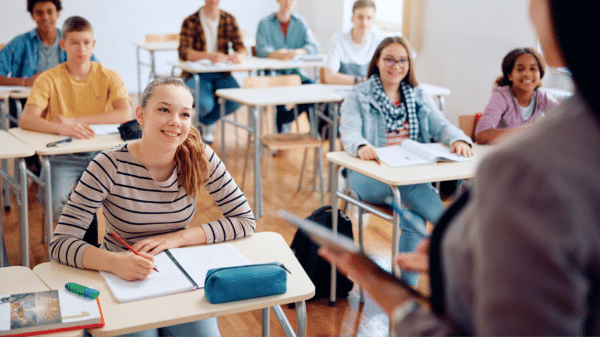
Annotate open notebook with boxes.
[0,289,104,337]
[100,243,250,303]
[376,139,472,167]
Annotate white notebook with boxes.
[100,243,250,303]
[375,139,472,167]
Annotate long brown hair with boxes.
[495,48,546,87]
[140,77,209,197]
[367,36,419,87]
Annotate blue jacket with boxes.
[0,28,98,78]
[340,80,472,156]
[255,13,320,58]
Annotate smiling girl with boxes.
[339,36,472,287]
[475,48,558,144]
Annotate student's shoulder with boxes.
[182,10,201,25]
[290,12,310,25]
[89,62,123,80]
[329,31,348,44]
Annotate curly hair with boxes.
[27,0,62,13]
[495,48,546,87]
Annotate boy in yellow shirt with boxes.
[20,16,131,245]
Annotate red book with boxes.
[0,289,104,336]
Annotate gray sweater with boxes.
[394,93,600,335]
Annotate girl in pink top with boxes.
[475,48,558,144]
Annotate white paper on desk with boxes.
[186,60,230,71]
[100,243,250,303]
[90,124,120,136]
[376,139,472,167]
[293,54,326,62]
[167,243,251,288]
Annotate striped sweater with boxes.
[49,143,255,268]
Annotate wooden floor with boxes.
[1,100,435,336]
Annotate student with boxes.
[321,0,600,334]
[255,0,321,133]
[50,77,255,336]
[322,0,382,85]
[475,48,558,144]
[0,0,96,171]
[339,36,472,287]
[19,16,131,245]
[178,0,247,144]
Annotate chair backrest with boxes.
[145,34,179,43]
[0,43,6,51]
[242,74,301,89]
[458,113,482,142]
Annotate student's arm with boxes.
[73,98,132,125]
[322,67,358,85]
[475,125,529,144]
[228,13,248,64]
[82,245,156,281]
[19,104,95,138]
[0,73,40,86]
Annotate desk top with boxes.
[170,57,324,74]
[32,232,315,336]
[216,83,344,106]
[0,266,82,337]
[327,144,495,186]
[133,41,179,52]
[0,86,30,100]
[0,130,35,159]
[8,128,127,156]
[323,83,451,99]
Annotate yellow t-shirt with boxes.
[26,62,129,121]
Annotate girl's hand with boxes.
[450,141,472,157]
[113,252,156,281]
[357,144,378,160]
[132,231,186,255]
[53,116,95,139]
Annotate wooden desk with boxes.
[325,144,495,304]
[8,128,129,259]
[33,232,315,337]
[134,40,179,102]
[0,131,35,267]
[216,84,344,216]
[0,266,82,337]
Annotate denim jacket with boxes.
[0,28,97,78]
[340,80,472,156]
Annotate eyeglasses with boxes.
[382,57,409,68]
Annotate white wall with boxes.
[1,0,573,123]
[0,0,277,94]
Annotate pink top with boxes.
[475,86,558,135]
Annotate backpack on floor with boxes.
[290,206,355,300]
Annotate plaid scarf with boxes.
[371,75,419,141]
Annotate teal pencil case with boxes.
[204,262,290,304]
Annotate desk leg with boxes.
[2,158,8,210]
[136,46,142,105]
[296,301,307,337]
[330,163,340,306]
[391,187,401,277]
[328,103,340,193]
[273,305,295,337]
[220,97,226,161]
[262,307,270,337]
[42,157,52,253]
[251,105,263,217]
[18,158,29,268]
[438,95,446,113]
[149,51,156,80]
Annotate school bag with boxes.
[290,206,355,300]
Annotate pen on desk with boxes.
[46,137,72,147]
[110,232,159,272]
[373,157,382,165]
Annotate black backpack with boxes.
[290,206,355,300]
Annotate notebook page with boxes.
[376,145,431,167]
[100,252,196,303]
[167,243,251,288]
[402,140,471,163]
[90,124,120,136]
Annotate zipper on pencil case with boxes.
[205,262,291,279]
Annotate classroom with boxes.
[1,0,593,336]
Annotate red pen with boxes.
[110,232,159,272]
[373,157,382,165]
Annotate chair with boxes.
[145,33,179,43]
[241,75,327,205]
[458,113,482,142]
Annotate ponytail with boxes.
[175,126,209,197]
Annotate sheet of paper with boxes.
[376,145,431,167]
[100,252,195,303]
[167,243,251,288]
[402,140,471,163]
[90,124,120,136]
